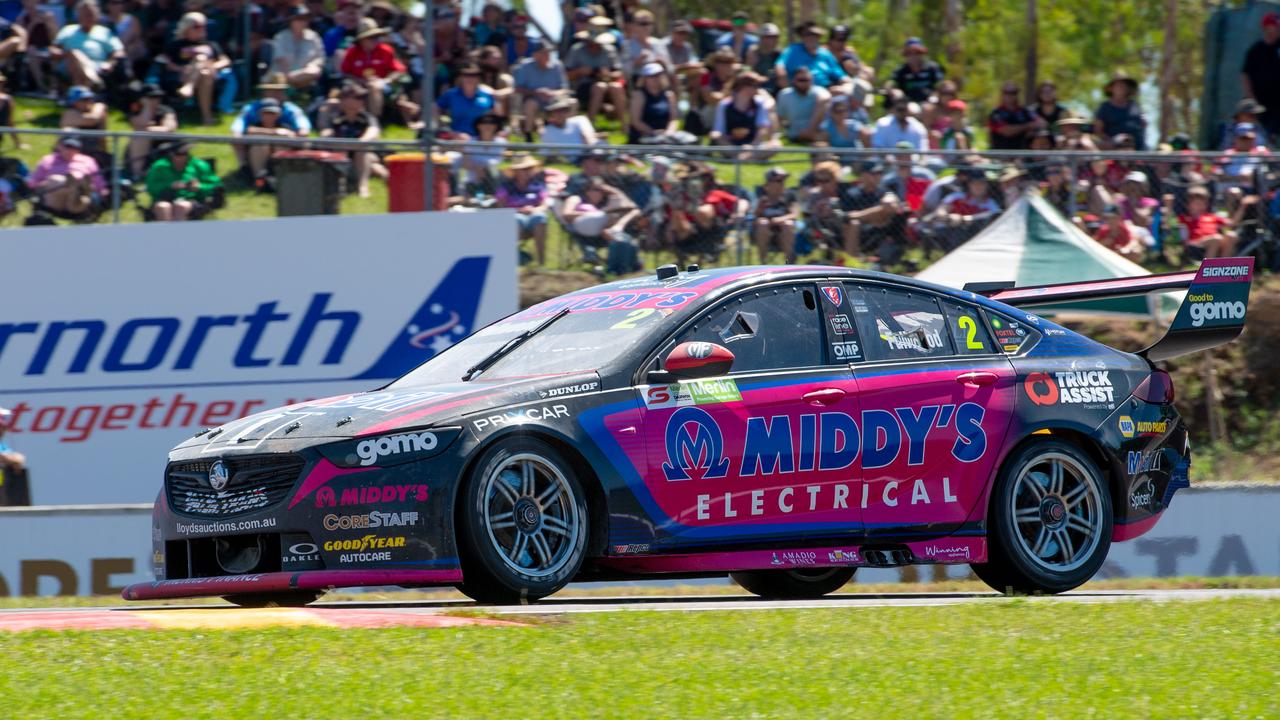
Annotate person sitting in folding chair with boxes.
[144,141,222,222]
[28,135,105,219]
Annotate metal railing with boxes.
[4,127,1274,272]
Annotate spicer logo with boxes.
[355,431,438,466]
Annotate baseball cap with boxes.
[59,136,83,149]
[672,20,693,34]
[860,160,885,174]
[1262,11,1280,28]
[1235,122,1258,137]
[830,24,850,40]
[1123,171,1148,185]
[764,167,790,182]
[945,99,967,112]
[259,97,282,113]
[65,85,95,104]
[640,62,665,77]
[903,37,927,53]
[759,22,780,37]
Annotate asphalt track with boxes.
[1,588,1277,631]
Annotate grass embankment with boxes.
[0,598,1276,718]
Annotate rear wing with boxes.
[975,257,1255,362]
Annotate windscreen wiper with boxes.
[462,308,570,381]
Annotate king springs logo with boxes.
[1024,371,1115,406]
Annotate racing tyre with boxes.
[457,438,589,604]
[974,439,1112,595]
[730,568,855,599]
[222,591,322,608]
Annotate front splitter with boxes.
[122,569,464,601]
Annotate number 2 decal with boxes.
[957,315,984,349]
[610,308,656,329]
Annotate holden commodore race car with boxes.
[124,257,1254,606]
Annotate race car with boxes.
[124,257,1254,605]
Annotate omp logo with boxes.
[662,407,731,481]
[0,258,490,389]
[1188,299,1245,327]
[355,431,438,466]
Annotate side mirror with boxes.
[661,341,734,379]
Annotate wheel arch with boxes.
[453,427,612,559]
[994,427,1125,515]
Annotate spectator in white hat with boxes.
[629,62,677,144]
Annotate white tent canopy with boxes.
[915,192,1180,318]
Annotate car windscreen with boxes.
[387,305,672,385]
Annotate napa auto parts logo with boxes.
[0,258,492,390]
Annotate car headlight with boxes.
[318,426,462,469]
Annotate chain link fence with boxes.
[3,127,1276,275]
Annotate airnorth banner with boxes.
[0,211,517,504]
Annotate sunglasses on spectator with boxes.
[1002,88,1017,95]
[635,20,652,26]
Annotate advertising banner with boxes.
[0,211,517,504]
[1,486,1276,597]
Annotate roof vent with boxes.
[656,264,680,280]
[686,264,700,273]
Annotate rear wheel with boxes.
[222,591,322,608]
[456,438,589,604]
[974,439,1112,595]
[731,567,855,599]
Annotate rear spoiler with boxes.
[973,257,1255,362]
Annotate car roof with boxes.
[573,265,1003,309]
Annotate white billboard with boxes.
[0,211,517,504]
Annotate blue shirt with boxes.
[231,100,312,135]
[436,86,496,135]
[777,43,847,88]
[322,25,355,58]
[715,31,757,60]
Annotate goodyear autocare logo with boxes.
[1186,291,1245,328]
[644,379,742,409]
[1024,371,1115,406]
[662,407,732,481]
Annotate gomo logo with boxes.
[1189,300,1245,327]
[356,431,438,466]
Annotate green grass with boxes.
[0,598,1276,718]
[0,99,837,269]
[3,574,1279,609]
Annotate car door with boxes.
[635,282,863,547]
[844,282,1016,539]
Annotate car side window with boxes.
[984,311,1039,354]
[941,300,996,355]
[848,285,954,361]
[672,284,824,373]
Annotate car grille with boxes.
[166,455,306,519]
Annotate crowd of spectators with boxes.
[0,0,1268,264]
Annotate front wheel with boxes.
[731,567,855,599]
[456,438,589,604]
[973,439,1112,595]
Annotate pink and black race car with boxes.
[125,259,1253,606]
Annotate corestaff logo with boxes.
[662,407,731,481]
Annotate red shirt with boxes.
[1178,212,1229,246]
[703,188,740,217]
[1093,222,1132,252]
[340,42,406,79]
